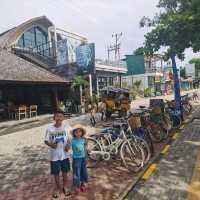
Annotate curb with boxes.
[116,138,174,200]
[117,131,184,199]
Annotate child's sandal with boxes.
[81,184,87,193]
[63,187,71,196]
[74,187,81,195]
[52,191,59,199]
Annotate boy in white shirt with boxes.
[45,110,72,198]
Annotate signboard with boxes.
[57,39,69,66]
[76,43,95,74]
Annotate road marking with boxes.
[187,148,200,200]
[172,133,179,140]
[161,145,170,155]
[142,164,157,180]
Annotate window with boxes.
[24,28,35,48]
[17,26,48,48]
[35,28,47,46]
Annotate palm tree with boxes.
[72,76,89,105]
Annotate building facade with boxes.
[122,54,164,95]
[95,60,127,92]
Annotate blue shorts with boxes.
[50,158,70,175]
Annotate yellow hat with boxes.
[71,124,86,137]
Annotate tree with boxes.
[72,76,89,105]
[72,76,89,88]
[189,58,200,66]
[133,47,145,56]
[134,80,142,91]
[189,58,200,78]
[140,0,200,112]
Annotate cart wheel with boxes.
[106,110,112,118]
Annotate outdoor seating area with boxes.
[9,105,37,120]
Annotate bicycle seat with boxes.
[113,122,128,129]
[139,105,146,109]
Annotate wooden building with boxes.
[0,50,70,118]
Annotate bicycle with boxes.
[126,113,154,164]
[87,123,145,172]
[181,94,192,116]
[135,106,169,143]
[98,117,152,167]
[165,100,182,128]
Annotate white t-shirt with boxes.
[45,124,72,161]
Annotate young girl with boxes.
[71,125,88,194]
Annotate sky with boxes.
[0,0,199,66]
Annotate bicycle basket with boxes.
[150,99,164,111]
[151,106,162,115]
[128,116,141,129]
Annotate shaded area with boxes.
[0,117,52,136]
[0,138,167,200]
[0,144,139,200]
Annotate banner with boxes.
[57,39,69,66]
[76,43,95,74]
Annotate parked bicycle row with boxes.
[86,93,196,172]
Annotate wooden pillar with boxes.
[53,88,59,110]
[119,74,122,88]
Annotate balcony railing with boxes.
[11,40,57,67]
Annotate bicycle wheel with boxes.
[171,115,182,129]
[141,128,154,156]
[163,113,172,131]
[133,136,151,165]
[98,133,112,146]
[87,137,103,166]
[120,139,145,172]
[148,123,168,143]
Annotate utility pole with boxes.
[112,32,122,61]
[107,32,122,62]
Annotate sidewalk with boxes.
[127,106,200,200]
